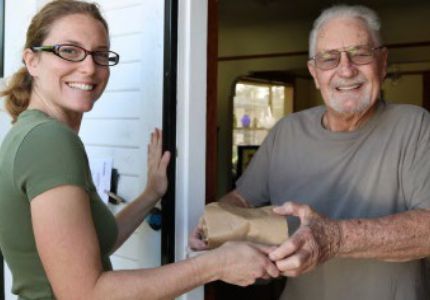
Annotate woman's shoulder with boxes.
[1,110,79,158]
[7,110,86,167]
[17,110,82,148]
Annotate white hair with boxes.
[308,5,383,57]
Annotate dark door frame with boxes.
[424,72,430,111]
[206,0,218,206]
[206,0,218,299]
[162,0,178,265]
[1,0,5,298]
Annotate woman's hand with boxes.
[144,128,171,201]
[209,241,279,286]
[189,224,209,251]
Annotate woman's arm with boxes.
[113,129,170,251]
[31,185,279,300]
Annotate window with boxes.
[232,79,293,178]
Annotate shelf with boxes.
[233,127,269,131]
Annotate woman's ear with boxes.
[23,48,40,77]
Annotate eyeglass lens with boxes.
[314,46,378,70]
[57,45,118,66]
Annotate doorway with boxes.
[206,0,430,299]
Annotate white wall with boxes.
[383,74,423,106]
[82,0,165,271]
[1,0,165,298]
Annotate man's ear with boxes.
[380,47,389,80]
[307,60,320,89]
[23,48,40,77]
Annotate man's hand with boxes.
[269,202,341,277]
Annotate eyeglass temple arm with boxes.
[31,45,55,51]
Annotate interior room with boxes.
[214,0,430,198]
[207,0,430,298]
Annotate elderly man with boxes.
[191,4,430,300]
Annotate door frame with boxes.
[175,0,209,299]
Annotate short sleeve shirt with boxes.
[236,101,430,300]
[0,110,118,299]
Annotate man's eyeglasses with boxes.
[31,44,120,66]
[309,45,384,70]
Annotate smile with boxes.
[66,82,95,91]
[335,83,362,91]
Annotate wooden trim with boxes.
[218,40,430,62]
[292,78,297,113]
[238,77,290,86]
[423,72,430,112]
[219,49,307,61]
[206,0,218,205]
[205,1,218,299]
[387,70,430,77]
[385,41,430,49]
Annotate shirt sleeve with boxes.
[235,121,280,207]
[14,121,91,201]
[403,111,430,210]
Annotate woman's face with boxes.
[25,13,110,117]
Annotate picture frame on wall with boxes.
[236,145,259,178]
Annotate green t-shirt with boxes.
[0,110,118,299]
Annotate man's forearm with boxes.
[219,190,251,208]
[338,209,430,261]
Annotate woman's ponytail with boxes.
[1,67,33,123]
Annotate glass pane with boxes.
[232,81,293,179]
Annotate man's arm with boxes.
[270,202,430,277]
[219,189,252,208]
[338,208,430,261]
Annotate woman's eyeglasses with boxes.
[31,44,120,66]
[309,45,384,70]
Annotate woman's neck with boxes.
[28,90,83,133]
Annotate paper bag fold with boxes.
[199,202,288,248]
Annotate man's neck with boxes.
[322,104,378,132]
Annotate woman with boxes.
[0,1,279,299]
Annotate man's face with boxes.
[307,17,387,116]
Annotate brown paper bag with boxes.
[199,202,288,248]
